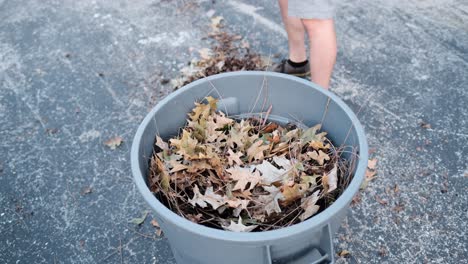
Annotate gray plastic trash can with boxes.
[131,71,368,264]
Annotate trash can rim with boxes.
[131,71,368,242]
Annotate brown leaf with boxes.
[365,169,377,179]
[254,159,289,185]
[188,185,227,209]
[309,140,330,150]
[169,159,188,173]
[150,219,160,228]
[104,136,123,150]
[226,166,261,191]
[300,124,327,145]
[299,190,321,221]
[198,48,212,60]
[222,216,257,232]
[367,158,378,170]
[351,193,362,205]
[186,213,203,223]
[322,165,338,193]
[308,150,330,166]
[246,140,269,162]
[338,250,350,257]
[80,186,93,195]
[375,195,388,206]
[280,183,308,205]
[213,112,234,128]
[156,229,163,237]
[419,121,431,129]
[188,96,218,122]
[261,123,278,133]
[378,246,387,257]
[155,136,169,150]
[187,160,213,173]
[155,156,170,191]
[258,185,283,215]
[169,130,200,159]
[393,204,404,213]
[226,121,250,150]
[300,175,319,187]
[211,16,224,30]
[240,40,250,49]
[227,149,243,166]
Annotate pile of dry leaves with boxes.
[171,16,269,89]
[148,97,356,232]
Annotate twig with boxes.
[261,105,273,127]
[130,229,156,240]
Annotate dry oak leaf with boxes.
[322,165,338,193]
[246,140,269,162]
[300,174,319,187]
[204,118,224,143]
[258,185,284,215]
[367,158,378,170]
[272,156,292,169]
[280,183,309,205]
[189,185,227,209]
[360,168,377,190]
[150,219,160,228]
[187,160,213,173]
[104,136,123,150]
[169,130,202,159]
[198,48,212,60]
[213,112,234,128]
[169,159,188,173]
[227,120,252,150]
[365,169,377,180]
[227,149,243,166]
[308,150,330,166]
[300,124,327,145]
[155,136,169,151]
[299,190,321,221]
[155,156,170,191]
[309,140,330,150]
[227,126,248,150]
[226,166,262,191]
[283,128,300,141]
[211,16,224,30]
[222,216,257,232]
[254,159,289,185]
[189,96,218,122]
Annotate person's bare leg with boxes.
[278,0,307,62]
[302,19,337,89]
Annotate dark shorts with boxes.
[288,0,335,19]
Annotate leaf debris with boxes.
[148,98,357,232]
[104,136,123,150]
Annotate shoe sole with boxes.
[291,72,310,77]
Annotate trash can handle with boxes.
[265,223,335,264]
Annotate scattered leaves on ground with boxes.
[360,157,378,190]
[80,186,93,195]
[171,26,268,89]
[367,158,378,170]
[419,121,431,129]
[150,219,160,228]
[149,98,356,231]
[130,211,149,225]
[104,136,123,150]
[338,250,351,257]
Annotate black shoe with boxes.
[272,59,310,77]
